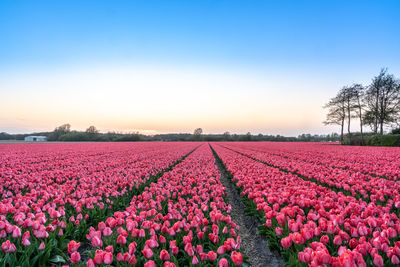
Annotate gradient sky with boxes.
[1,0,400,136]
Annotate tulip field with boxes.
[1,142,400,266]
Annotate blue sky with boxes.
[1,0,399,135]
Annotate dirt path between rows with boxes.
[211,147,284,267]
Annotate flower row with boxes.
[212,143,400,266]
[78,144,245,266]
[0,142,197,265]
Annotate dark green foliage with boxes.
[0,132,13,140]
[392,128,400,134]
[59,131,90,141]
[380,134,400,146]
[344,133,400,147]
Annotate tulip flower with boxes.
[281,237,292,248]
[128,255,137,265]
[87,259,95,267]
[192,256,199,265]
[142,248,154,259]
[92,236,103,248]
[94,250,104,264]
[103,252,113,264]
[70,251,81,264]
[373,254,384,267]
[208,251,218,261]
[218,258,229,267]
[68,240,80,254]
[231,251,243,265]
[38,241,45,250]
[144,261,156,267]
[117,234,127,245]
[160,249,170,261]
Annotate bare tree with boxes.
[351,84,365,144]
[342,87,354,143]
[364,69,400,134]
[48,123,71,141]
[379,74,400,134]
[55,123,71,133]
[86,126,99,134]
[324,90,346,142]
[193,128,203,141]
[193,128,203,136]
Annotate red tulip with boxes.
[68,240,80,254]
[231,251,243,265]
[117,234,127,245]
[281,236,292,248]
[105,245,113,253]
[171,246,179,255]
[128,255,137,265]
[208,251,217,261]
[94,250,104,264]
[159,235,166,243]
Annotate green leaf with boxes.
[49,255,66,264]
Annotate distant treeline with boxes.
[0,125,339,142]
[342,131,400,147]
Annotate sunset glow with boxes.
[1,1,399,135]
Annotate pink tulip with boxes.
[128,255,137,265]
[160,249,170,261]
[103,252,113,264]
[373,254,384,267]
[116,234,126,245]
[38,241,45,250]
[92,236,103,248]
[68,240,80,254]
[333,235,342,246]
[144,260,156,267]
[192,256,199,265]
[208,251,217,261]
[142,248,153,259]
[87,259,95,267]
[218,258,229,267]
[70,251,81,264]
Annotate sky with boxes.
[1,0,399,136]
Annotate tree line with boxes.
[0,125,339,142]
[324,68,400,145]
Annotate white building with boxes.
[24,136,47,142]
